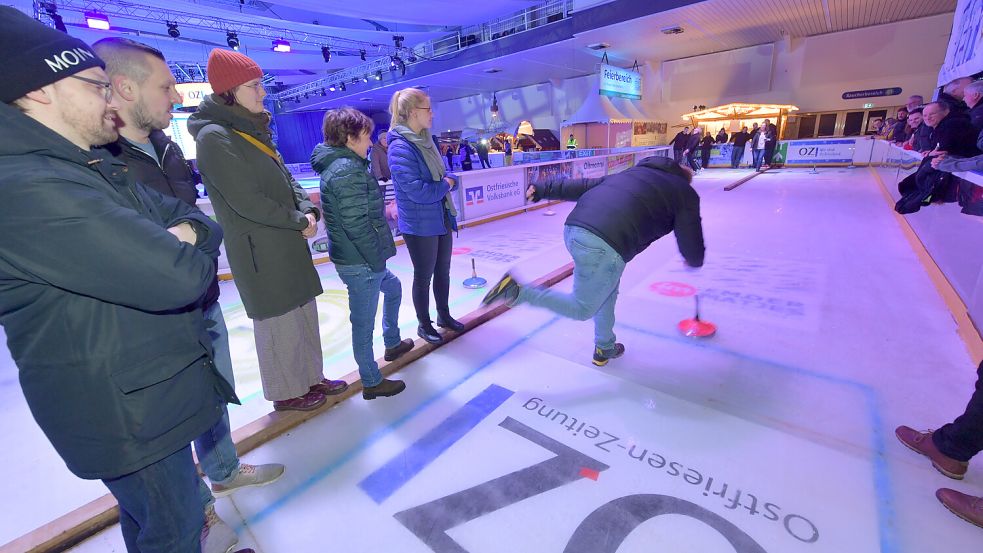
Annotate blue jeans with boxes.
[102,445,203,553]
[731,145,745,168]
[194,303,240,493]
[336,264,403,387]
[752,149,765,170]
[517,226,626,350]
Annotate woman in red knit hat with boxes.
[189,49,347,412]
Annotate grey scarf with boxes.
[393,124,457,217]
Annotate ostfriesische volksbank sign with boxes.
[599,64,642,100]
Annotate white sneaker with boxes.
[201,504,238,553]
[211,463,285,497]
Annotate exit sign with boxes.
[863,103,874,108]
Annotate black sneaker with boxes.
[592,343,625,366]
[481,273,520,306]
[363,378,406,400]
[384,339,414,362]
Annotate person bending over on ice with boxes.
[481,156,706,366]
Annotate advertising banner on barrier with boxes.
[572,157,607,179]
[459,168,525,221]
[773,139,856,166]
[938,0,983,86]
[706,144,735,168]
[607,154,635,175]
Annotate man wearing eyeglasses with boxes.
[0,8,234,552]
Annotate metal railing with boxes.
[274,0,573,102]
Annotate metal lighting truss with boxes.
[273,0,572,103]
[166,61,276,84]
[34,0,412,57]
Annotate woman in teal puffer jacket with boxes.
[313,107,413,399]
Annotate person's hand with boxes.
[444,176,457,190]
[302,213,318,239]
[167,222,197,245]
[931,153,947,168]
[928,149,947,158]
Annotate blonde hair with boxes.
[388,87,430,126]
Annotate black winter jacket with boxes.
[103,131,220,309]
[531,156,705,266]
[312,144,397,272]
[0,102,235,479]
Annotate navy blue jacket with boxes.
[387,129,455,236]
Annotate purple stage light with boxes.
[272,39,291,53]
[85,11,109,30]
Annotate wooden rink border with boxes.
[868,168,983,362]
[2,262,574,553]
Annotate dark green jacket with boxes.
[312,144,396,272]
[189,95,322,320]
[0,102,235,480]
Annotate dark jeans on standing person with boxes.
[102,445,203,553]
[753,149,765,170]
[403,232,453,324]
[478,155,490,169]
[335,264,403,387]
[934,361,983,462]
[764,147,776,167]
[731,144,745,168]
[700,149,711,169]
[673,148,684,163]
[686,151,700,172]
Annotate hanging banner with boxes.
[938,0,983,86]
[599,64,642,100]
[841,88,902,100]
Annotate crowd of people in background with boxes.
[670,119,777,172]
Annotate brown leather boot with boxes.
[363,378,406,400]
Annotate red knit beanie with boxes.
[207,49,263,95]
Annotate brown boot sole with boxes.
[898,438,966,480]
[363,382,406,400]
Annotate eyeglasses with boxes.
[242,82,264,91]
[415,106,433,112]
[70,74,113,102]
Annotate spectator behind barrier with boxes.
[964,80,983,132]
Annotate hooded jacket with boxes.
[0,102,233,480]
[312,143,396,272]
[531,156,705,266]
[189,95,322,320]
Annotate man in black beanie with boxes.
[0,7,233,553]
[481,156,705,366]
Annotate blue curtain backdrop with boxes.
[273,110,327,165]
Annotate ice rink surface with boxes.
[1,167,979,552]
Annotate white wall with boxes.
[434,13,953,136]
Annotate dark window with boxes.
[843,112,865,136]
[817,113,837,137]
[796,115,817,139]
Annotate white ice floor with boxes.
[1,167,980,552]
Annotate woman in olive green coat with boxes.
[189,49,347,412]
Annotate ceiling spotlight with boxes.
[362,75,369,83]
[42,4,67,33]
[226,31,239,50]
[374,70,382,81]
[328,84,337,92]
[389,56,405,76]
[84,11,110,31]
[490,92,499,117]
[321,46,331,62]
[360,49,366,61]
[166,22,180,38]
[406,53,418,63]
[339,82,346,91]
[303,93,309,99]
[320,88,326,96]
[272,39,290,53]
[392,35,404,48]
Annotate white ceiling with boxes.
[15,0,957,112]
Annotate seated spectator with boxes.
[896,360,983,529]
[905,108,933,153]
[889,108,909,143]
[906,94,925,112]
[964,80,983,132]
[938,76,974,119]
[869,117,885,136]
